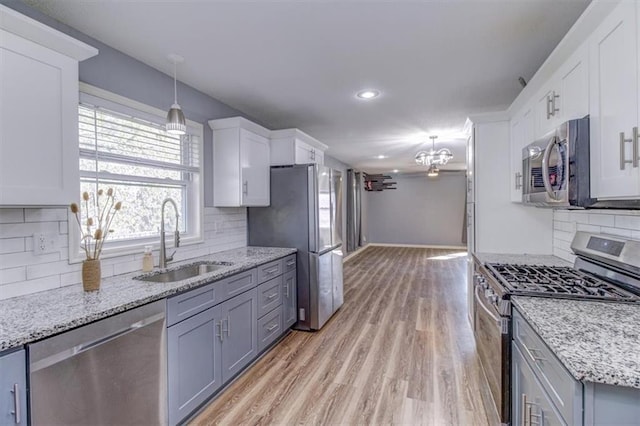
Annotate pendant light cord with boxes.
[173,60,178,105]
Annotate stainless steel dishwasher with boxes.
[28,300,167,425]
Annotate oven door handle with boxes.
[541,135,562,201]
[474,285,501,326]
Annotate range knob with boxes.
[489,294,499,304]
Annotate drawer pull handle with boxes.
[527,347,546,363]
[264,266,279,275]
[266,323,278,332]
[266,293,278,300]
[286,260,296,267]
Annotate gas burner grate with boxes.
[485,263,640,301]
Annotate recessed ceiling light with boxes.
[356,89,380,100]
[392,169,399,173]
[376,155,387,159]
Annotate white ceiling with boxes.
[24,0,590,173]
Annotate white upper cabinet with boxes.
[270,128,328,166]
[510,117,523,202]
[557,44,589,122]
[209,117,271,207]
[589,1,640,198]
[509,105,534,203]
[534,43,589,139]
[0,5,97,206]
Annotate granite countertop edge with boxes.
[511,296,640,390]
[0,246,296,352]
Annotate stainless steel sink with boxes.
[136,261,233,283]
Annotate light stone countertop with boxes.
[0,246,296,351]
[512,296,640,389]
[473,252,573,267]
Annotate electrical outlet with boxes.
[214,221,224,234]
[33,233,56,255]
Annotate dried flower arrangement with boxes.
[70,188,122,260]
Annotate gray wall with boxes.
[323,155,350,249]
[365,172,466,247]
[2,0,261,207]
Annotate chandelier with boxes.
[415,136,453,167]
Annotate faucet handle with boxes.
[168,250,176,262]
[174,230,180,248]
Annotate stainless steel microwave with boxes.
[522,116,593,208]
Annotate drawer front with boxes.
[257,305,283,352]
[257,260,283,283]
[512,343,568,426]
[221,269,258,300]
[257,275,283,318]
[283,255,296,273]
[167,281,222,326]
[513,309,580,424]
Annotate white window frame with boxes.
[68,83,204,263]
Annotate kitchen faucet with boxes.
[159,198,180,268]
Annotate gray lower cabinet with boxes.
[512,342,566,426]
[512,307,640,425]
[167,305,223,426]
[282,270,297,329]
[0,349,27,426]
[583,382,640,425]
[219,288,258,383]
[163,257,295,424]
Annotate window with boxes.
[70,84,204,262]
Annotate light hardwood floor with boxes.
[192,246,499,425]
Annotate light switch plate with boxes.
[33,233,56,255]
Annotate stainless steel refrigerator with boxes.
[248,164,344,331]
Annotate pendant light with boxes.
[415,135,453,167]
[166,54,186,135]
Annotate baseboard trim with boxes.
[343,244,372,262]
[368,243,467,250]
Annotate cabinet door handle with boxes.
[226,316,230,337]
[266,323,278,332]
[551,91,559,117]
[515,172,522,190]
[546,95,553,119]
[242,180,248,195]
[285,282,289,298]
[525,399,542,426]
[266,292,278,300]
[521,393,528,426]
[620,131,634,170]
[216,320,223,341]
[634,126,639,168]
[11,383,20,424]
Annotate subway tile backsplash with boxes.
[0,207,247,300]
[553,210,640,263]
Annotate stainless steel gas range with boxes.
[472,232,640,425]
